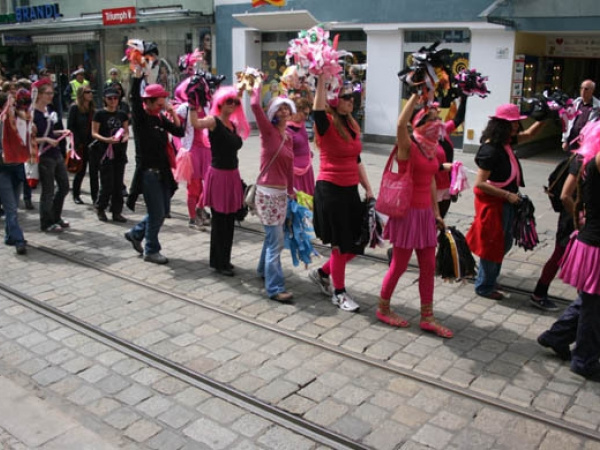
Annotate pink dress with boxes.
[384,142,439,249]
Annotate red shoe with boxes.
[420,320,453,338]
[376,310,409,328]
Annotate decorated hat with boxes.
[267,96,296,122]
[142,83,169,99]
[32,78,52,90]
[490,103,527,121]
[72,68,85,77]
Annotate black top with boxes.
[578,158,600,247]
[130,77,184,171]
[67,104,93,148]
[475,141,525,192]
[209,117,242,170]
[34,109,62,159]
[93,109,129,157]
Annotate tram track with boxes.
[7,237,599,444]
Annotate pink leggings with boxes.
[321,248,356,290]
[380,246,436,306]
[187,178,204,219]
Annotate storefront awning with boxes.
[232,9,318,31]
[31,31,99,44]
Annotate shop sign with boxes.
[1,35,33,46]
[547,36,600,58]
[102,7,136,26]
[15,4,61,23]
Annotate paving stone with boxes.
[131,367,167,385]
[392,404,431,428]
[85,398,122,417]
[332,383,371,406]
[277,394,317,415]
[231,414,272,438]
[112,358,146,376]
[196,398,245,424]
[104,407,142,430]
[183,418,238,450]
[352,403,388,426]
[96,374,131,395]
[61,356,94,374]
[78,364,110,383]
[412,423,454,450]
[18,357,50,375]
[116,384,153,406]
[136,395,173,418]
[123,419,163,443]
[173,387,211,408]
[152,377,189,396]
[303,399,349,427]
[67,385,103,405]
[254,379,298,403]
[256,426,315,450]
[363,420,410,450]
[331,415,372,440]
[32,367,67,386]
[450,427,497,450]
[157,405,196,429]
[147,429,187,450]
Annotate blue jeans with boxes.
[38,154,69,230]
[18,165,31,201]
[475,202,515,295]
[257,224,285,297]
[572,292,600,376]
[129,170,170,255]
[0,165,25,246]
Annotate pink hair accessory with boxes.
[575,121,600,167]
[210,86,250,140]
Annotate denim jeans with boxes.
[475,202,515,295]
[18,165,31,201]
[129,170,169,255]
[0,165,25,246]
[571,292,600,376]
[257,224,286,297]
[38,154,69,230]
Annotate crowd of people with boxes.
[0,61,599,379]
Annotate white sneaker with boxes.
[309,268,332,296]
[331,291,360,312]
[188,218,205,231]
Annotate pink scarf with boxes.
[487,144,521,189]
[413,120,443,159]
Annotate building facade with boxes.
[0,0,213,110]
[215,0,600,151]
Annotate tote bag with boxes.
[375,145,413,218]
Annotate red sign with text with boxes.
[102,7,136,26]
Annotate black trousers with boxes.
[97,158,126,215]
[210,209,235,271]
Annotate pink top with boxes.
[398,141,439,209]
[251,89,294,195]
[317,113,361,186]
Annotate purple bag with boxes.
[375,145,413,218]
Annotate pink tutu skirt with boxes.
[559,236,600,295]
[190,145,211,180]
[384,207,437,249]
[204,167,243,214]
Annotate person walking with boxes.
[124,69,184,264]
[188,85,249,276]
[287,97,315,195]
[466,104,546,299]
[251,83,296,302]
[376,93,451,337]
[33,78,70,232]
[308,74,374,312]
[92,87,130,222]
[67,86,95,205]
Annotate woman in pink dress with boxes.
[287,97,315,195]
[377,93,452,338]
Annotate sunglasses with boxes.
[339,94,354,101]
[225,98,241,106]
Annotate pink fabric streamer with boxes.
[449,161,469,195]
[173,148,194,183]
[575,121,600,167]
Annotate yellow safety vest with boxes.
[69,79,90,101]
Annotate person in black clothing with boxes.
[124,70,184,264]
[92,87,130,222]
[67,86,96,204]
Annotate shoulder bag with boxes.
[375,145,413,218]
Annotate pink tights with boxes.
[187,178,204,219]
[321,248,356,290]
[380,246,436,306]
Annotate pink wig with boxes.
[210,86,249,140]
[576,121,600,167]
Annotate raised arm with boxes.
[397,93,419,160]
[250,83,273,135]
[313,74,326,112]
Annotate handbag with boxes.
[375,145,413,218]
[244,134,287,210]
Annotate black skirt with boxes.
[313,180,364,255]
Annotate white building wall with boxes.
[463,29,517,152]
[363,29,403,141]
[231,27,261,116]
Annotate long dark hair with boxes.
[480,118,513,145]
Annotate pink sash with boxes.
[487,144,521,189]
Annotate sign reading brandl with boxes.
[103,7,136,26]
[15,4,61,22]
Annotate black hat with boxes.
[103,87,120,97]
